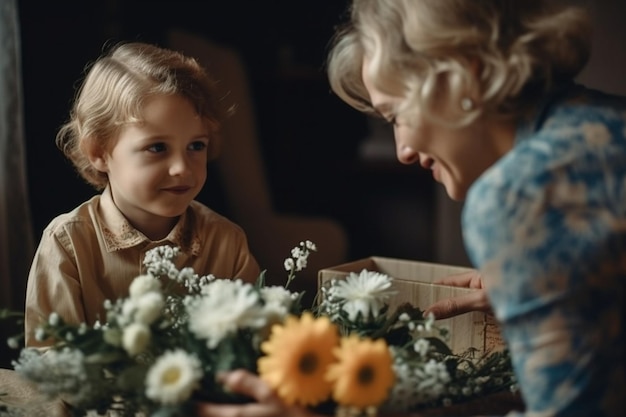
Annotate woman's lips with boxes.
[419,157,440,182]
[419,156,434,170]
[431,163,441,182]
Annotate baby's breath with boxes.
[283,240,317,288]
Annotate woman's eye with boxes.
[147,143,167,153]
[385,116,398,126]
[188,141,208,151]
[377,111,397,126]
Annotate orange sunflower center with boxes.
[357,365,375,385]
[299,352,319,374]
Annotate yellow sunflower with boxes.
[326,334,395,409]
[257,312,339,406]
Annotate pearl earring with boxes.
[460,97,474,111]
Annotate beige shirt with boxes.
[25,188,260,347]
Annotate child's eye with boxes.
[188,140,208,152]
[147,143,167,153]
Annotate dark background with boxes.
[18,0,438,265]
[6,0,626,370]
[16,0,626,269]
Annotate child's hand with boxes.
[195,369,320,417]
[423,270,492,319]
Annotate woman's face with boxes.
[361,60,515,201]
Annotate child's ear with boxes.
[83,140,108,172]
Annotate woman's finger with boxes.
[196,401,276,417]
[219,370,276,403]
[433,270,483,289]
[423,289,491,319]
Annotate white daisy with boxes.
[145,349,203,405]
[332,269,396,321]
[187,279,266,348]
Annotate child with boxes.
[25,42,260,348]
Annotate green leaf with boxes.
[424,336,454,355]
[254,270,267,289]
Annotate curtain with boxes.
[0,0,34,313]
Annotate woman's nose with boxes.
[396,144,420,165]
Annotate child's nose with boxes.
[169,154,192,176]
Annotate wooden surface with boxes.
[0,368,70,417]
[419,391,524,416]
[0,367,523,416]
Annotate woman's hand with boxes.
[422,270,492,319]
[195,370,321,417]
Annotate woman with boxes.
[199,1,625,416]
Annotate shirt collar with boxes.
[97,186,202,256]
[515,82,580,144]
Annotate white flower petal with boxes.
[145,349,203,405]
[122,323,151,356]
[187,279,266,348]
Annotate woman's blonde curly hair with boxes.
[56,42,226,191]
[327,0,592,127]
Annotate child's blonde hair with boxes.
[56,42,225,190]
[327,0,592,127]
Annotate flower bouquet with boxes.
[2,241,518,417]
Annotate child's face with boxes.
[102,93,210,235]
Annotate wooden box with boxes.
[318,256,504,355]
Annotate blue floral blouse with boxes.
[463,84,625,417]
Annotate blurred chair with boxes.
[168,29,348,305]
